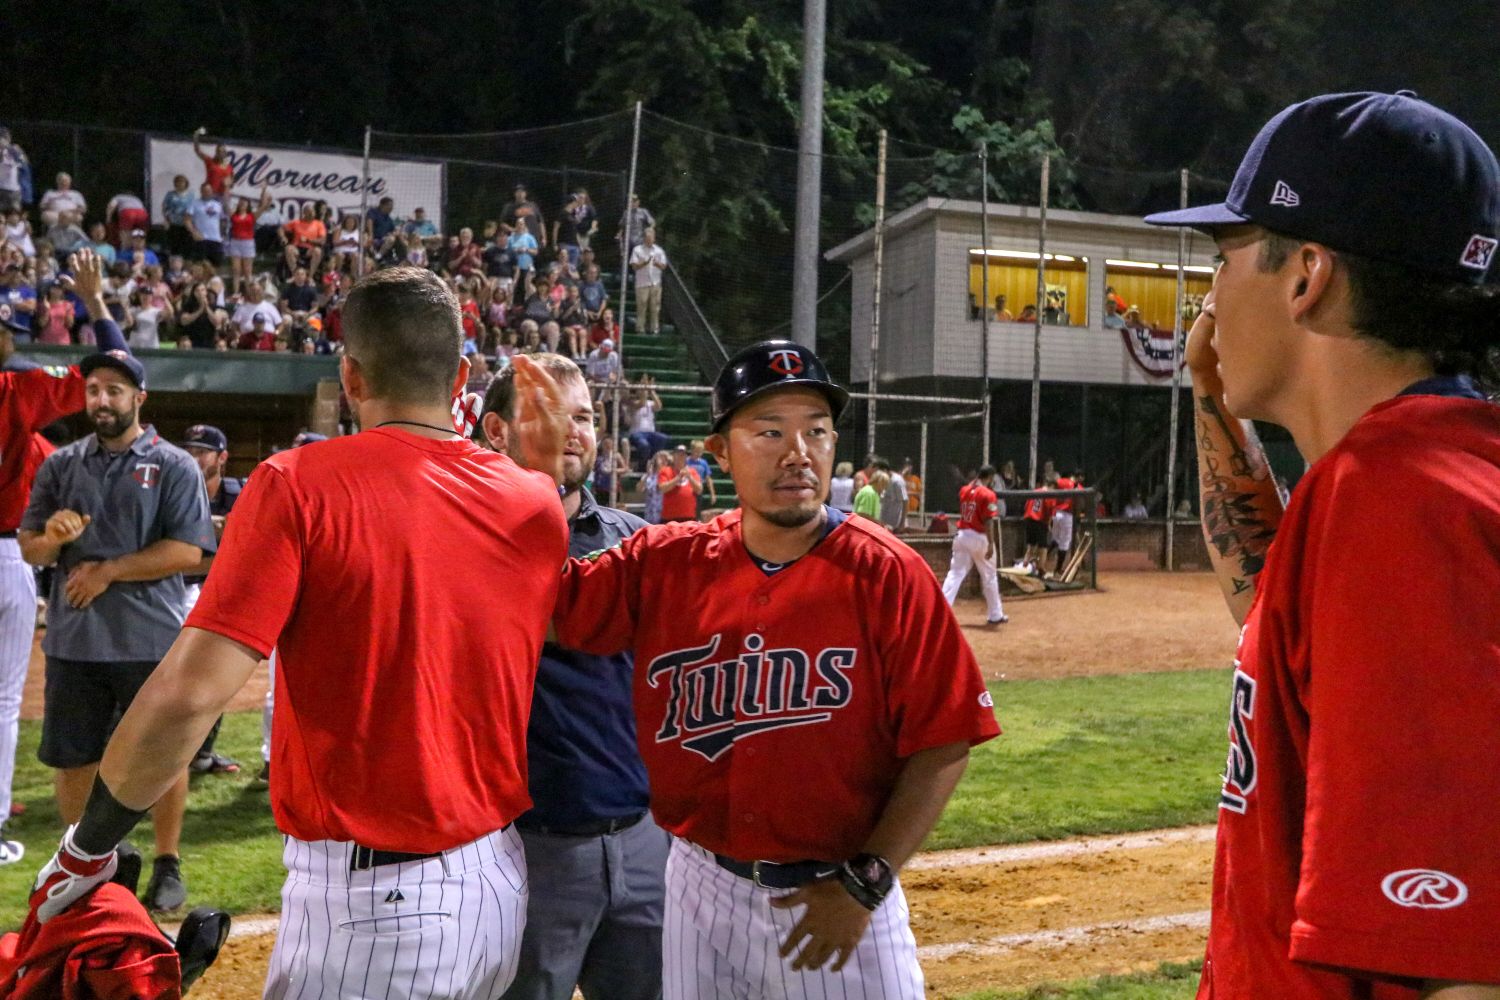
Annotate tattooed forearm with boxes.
[1195,393,1284,622]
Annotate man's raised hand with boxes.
[512,354,570,487]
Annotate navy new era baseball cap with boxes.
[80,349,146,390]
[1145,91,1500,283]
[182,424,227,452]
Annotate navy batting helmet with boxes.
[710,340,850,432]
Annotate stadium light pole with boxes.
[790,0,826,349]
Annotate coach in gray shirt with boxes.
[20,349,214,913]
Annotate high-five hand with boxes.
[511,355,571,487]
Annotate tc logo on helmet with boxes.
[767,348,804,377]
[1381,869,1468,910]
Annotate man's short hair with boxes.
[978,464,997,479]
[1258,230,1500,386]
[342,266,463,405]
[477,354,585,434]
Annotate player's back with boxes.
[189,427,568,852]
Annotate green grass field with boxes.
[0,668,1230,994]
[955,961,1202,1000]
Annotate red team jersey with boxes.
[957,482,998,533]
[1053,476,1075,512]
[553,509,1000,862]
[1203,396,1500,998]
[187,429,568,853]
[0,367,84,532]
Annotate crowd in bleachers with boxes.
[0,129,661,364]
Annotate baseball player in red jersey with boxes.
[0,250,128,866]
[526,340,999,998]
[941,464,1006,623]
[1147,92,1500,998]
[27,267,570,998]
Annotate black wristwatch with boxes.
[839,853,894,911]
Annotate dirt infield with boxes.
[26,571,1234,996]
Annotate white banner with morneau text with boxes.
[147,138,444,231]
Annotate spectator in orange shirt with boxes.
[657,445,702,523]
[281,205,326,276]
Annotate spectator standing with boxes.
[192,129,233,210]
[19,349,215,912]
[226,197,259,293]
[160,176,195,259]
[39,173,87,229]
[178,424,242,776]
[0,129,28,214]
[874,458,908,531]
[126,290,169,350]
[903,458,923,522]
[625,378,669,467]
[994,294,1013,321]
[687,439,716,516]
[617,193,653,260]
[252,187,281,257]
[828,460,855,513]
[177,282,219,350]
[941,465,1007,625]
[592,436,627,499]
[507,219,539,299]
[104,193,148,250]
[629,228,668,335]
[503,184,547,250]
[641,449,670,524]
[654,446,699,524]
[186,185,225,268]
[853,469,887,521]
[476,361,669,1000]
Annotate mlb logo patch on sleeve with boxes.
[1460,234,1497,271]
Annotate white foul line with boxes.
[918,909,1211,962]
[904,825,1215,872]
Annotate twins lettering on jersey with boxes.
[1219,667,1257,813]
[647,633,856,762]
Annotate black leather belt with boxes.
[0,531,16,539]
[349,823,513,872]
[713,854,840,889]
[520,811,646,838]
[350,844,440,871]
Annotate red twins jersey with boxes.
[0,366,84,532]
[957,482,998,533]
[553,509,1000,862]
[1053,476,1075,512]
[187,429,568,853]
[1202,396,1500,998]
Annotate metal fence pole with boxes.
[72,127,81,186]
[979,141,992,468]
[867,128,888,458]
[791,0,827,349]
[1028,154,1049,488]
[1164,168,1188,569]
[611,101,643,510]
[357,126,372,279]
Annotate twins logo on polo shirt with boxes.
[132,463,162,489]
[647,632,856,761]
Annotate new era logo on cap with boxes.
[1269,180,1301,207]
[1460,234,1498,272]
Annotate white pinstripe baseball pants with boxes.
[0,539,36,822]
[264,825,528,1000]
[663,838,924,1000]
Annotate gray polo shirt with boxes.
[23,425,216,662]
[879,472,908,529]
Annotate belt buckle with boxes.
[750,859,776,888]
[350,845,373,872]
